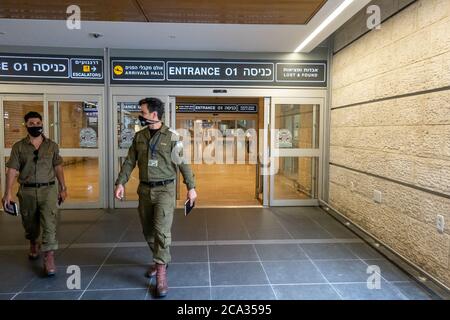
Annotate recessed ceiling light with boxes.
[293,0,354,53]
[89,32,104,39]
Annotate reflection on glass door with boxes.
[270,98,322,206]
[47,96,103,208]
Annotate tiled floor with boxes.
[0,207,439,300]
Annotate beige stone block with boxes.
[330,106,362,127]
[333,22,450,102]
[421,90,450,125]
[329,178,450,287]
[331,90,450,128]
[415,158,450,194]
[333,50,450,107]
[330,146,417,185]
[331,144,450,195]
[331,124,450,161]
[359,98,423,126]
[333,16,450,91]
[416,0,450,29]
[391,0,419,42]
[330,164,450,235]
[405,216,450,268]
[420,125,450,159]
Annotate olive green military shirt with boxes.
[6,135,63,184]
[115,124,195,190]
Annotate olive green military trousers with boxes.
[137,182,176,265]
[17,184,59,252]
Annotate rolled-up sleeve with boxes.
[53,144,63,166]
[6,143,21,170]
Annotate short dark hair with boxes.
[138,97,165,120]
[24,111,42,122]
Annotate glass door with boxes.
[175,111,260,207]
[112,95,171,208]
[46,94,104,208]
[269,97,323,206]
[0,95,45,203]
[0,94,104,208]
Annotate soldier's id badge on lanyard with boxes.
[148,133,161,167]
[148,159,158,167]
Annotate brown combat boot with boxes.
[146,263,168,278]
[155,263,168,297]
[28,241,40,260]
[43,251,56,277]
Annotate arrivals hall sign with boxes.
[111,58,327,87]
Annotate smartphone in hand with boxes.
[184,199,195,216]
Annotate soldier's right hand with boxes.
[114,184,124,200]
[2,193,12,207]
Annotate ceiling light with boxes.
[294,0,354,53]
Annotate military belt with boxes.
[22,181,56,188]
[141,179,174,188]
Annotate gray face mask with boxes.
[138,115,160,127]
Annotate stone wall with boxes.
[330,0,450,288]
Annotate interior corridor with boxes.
[0,207,438,300]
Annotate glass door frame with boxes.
[45,94,105,209]
[0,94,45,202]
[111,95,172,208]
[109,86,328,209]
[0,93,105,209]
[269,97,324,206]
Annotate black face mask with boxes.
[27,126,43,137]
[138,115,161,127]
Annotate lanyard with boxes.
[149,132,162,159]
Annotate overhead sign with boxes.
[117,102,140,112]
[112,60,164,81]
[0,54,104,83]
[276,63,326,83]
[176,103,258,113]
[167,61,273,82]
[71,58,103,80]
[110,58,327,87]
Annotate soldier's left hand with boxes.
[187,188,197,206]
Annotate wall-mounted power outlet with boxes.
[373,190,382,203]
[436,215,445,234]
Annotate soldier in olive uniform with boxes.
[2,111,67,276]
[114,97,197,298]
